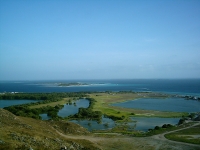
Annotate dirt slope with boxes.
[0,109,99,150]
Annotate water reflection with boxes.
[0,100,39,108]
[40,113,51,120]
[70,116,115,131]
[39,99,180,132]
[112,98,200,112]
[129,117,179,131]
[40,99,89,120]
[58,99,89,117]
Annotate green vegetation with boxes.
[0,92,87,100]
[145,124,176,136]
[165,124,200,145]
[1,92,200,149]
[72,98,102,121]
[3,93,103,121]
[4,104,64,120]
[30,98,70,109]
[177,113,197,125]
[2,92,188,122]
[0,109,98,150]
[143,114,199,137]
[95,123,176,137]
[3,92,87,120]
[1,108,199,150]
[89,92,187,120]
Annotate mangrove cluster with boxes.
[72,98,102,121]
[3,92,88,120]
[0,92,87,100]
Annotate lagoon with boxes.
[70,116,179,132]
[40,99,90,120]
[112,98,200,112]
[1,98,182,132]
[58,99,89,117]
[129,117,180,131]
[40,113,51,120]
[70,116,115,131]
[0,99,38,108]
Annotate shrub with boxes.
[154,126,160,130]
[178,119,185,125]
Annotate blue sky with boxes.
[0,0,200,80]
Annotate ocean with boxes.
[0,79,200,96]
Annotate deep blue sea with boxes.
[0,79,200,96]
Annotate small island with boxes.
[58,82,89,87]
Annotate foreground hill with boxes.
[0,109,99,150]
[0,108,199,150]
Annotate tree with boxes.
[154,126,160,130]
[188,113,196,119]
[178,118,185,125]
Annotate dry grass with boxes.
[0,109,99,150]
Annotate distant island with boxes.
[58,82,89,87]
[57,82,106,87]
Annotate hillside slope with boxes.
[0,109,99,150]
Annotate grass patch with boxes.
[29,98,70,109]
[165,124,200,145]
[89,92,187,120]
[28,92,186,121]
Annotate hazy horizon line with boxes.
[1,78,200,82]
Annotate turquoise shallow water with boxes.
[1,79,200,96]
